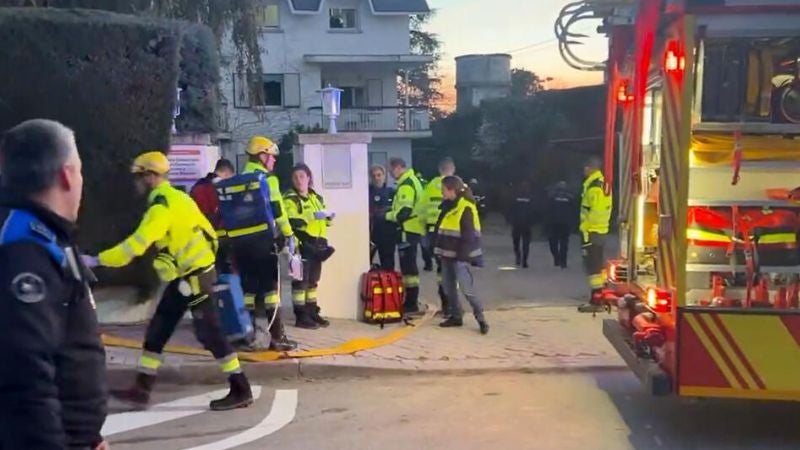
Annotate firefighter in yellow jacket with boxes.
[419,157,456,315]
[284,163,335,330]
[231,135,297,351]
[386,157,426,315]
[577,157,612,313]
[85,151,253,411]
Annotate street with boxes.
[107,371,800,450]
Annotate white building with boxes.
[218,0,433,170]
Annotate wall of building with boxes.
[455,54,512,111]
[366,138,411,183]
[219,0,410,151]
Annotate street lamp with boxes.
[320,85,343,134]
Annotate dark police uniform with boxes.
[0,199,107,450]
[369,183,396,270]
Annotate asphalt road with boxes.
[105,370,800,450]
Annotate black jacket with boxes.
[0,198,107,450]
[369,184,396,239]
[545,185,577,228]
[506,192,536,229]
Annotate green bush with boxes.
[0,8,184,296]
[175,23,220,134]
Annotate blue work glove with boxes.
[313,211,328,220]
[81,254,100,268]
[287,235,297,255]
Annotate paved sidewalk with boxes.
[104,305,625,383]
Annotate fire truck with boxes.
[556,0,800,401]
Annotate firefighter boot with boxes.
[294,304,319,330]
[268,308,298,351]
[439,316,463,327]
[209,373,254,411]
[110,372,156,410]
[308,302,330,328]
[247,316,272,351]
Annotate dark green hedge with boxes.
[0,8,184,296]
[175,23,220,134]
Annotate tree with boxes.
[510,68,552,98]
[0,0,263,75]
[401,13,444,117]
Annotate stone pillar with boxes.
[293,133,372,319]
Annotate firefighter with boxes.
[577,157,613,313]
[434,176,489,335]
[83,151,253,411]
[284,163,335,330]
[190,158,235,273]
[369,164,396,270]
[545,180,576,269]
[234,135,297,351]
[419,157,456,314]
[386,157,425,315]
[506,180,535,268]
[0,119,108,450]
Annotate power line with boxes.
[505,38,558,54]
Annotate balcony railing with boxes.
[307,106,430,133]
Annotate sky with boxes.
[425,0,608,109]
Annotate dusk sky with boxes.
[426,0,608,108]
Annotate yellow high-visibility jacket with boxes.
[99,181,217,278]
[418,175,444,229]
[580,170,612,241]
[242,161,293,238]
[385,168,426,236]
[284,188,330,241]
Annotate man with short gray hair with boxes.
[0,119,108,450]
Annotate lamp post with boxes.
[320,85,343,134]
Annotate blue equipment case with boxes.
[215,273,253,342]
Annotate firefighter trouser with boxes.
[232,236,278,318]
[398,231,421,312]
[139,267,241,377]
[582,232,607,298]
[421,234,434,268]
[511,225,532,265]
[441,259,485,322]
[548,223,570,267]
[292,247,323,306]
[428,231,449,312]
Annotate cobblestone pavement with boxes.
[104,216,624,379]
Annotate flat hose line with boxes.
[102,306,436,363]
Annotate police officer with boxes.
[285,163,334,329]
[545,180,576,269]
[233,136,297,351]
[386,157,425,315]
[507,181,536,268]
[0,119,108,449]
[577,157,613,313]
[84,151,253,411]
[419,157,456,313]
[369,164,396,270]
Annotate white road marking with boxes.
[182,389,298,450]
[103,386,263,436]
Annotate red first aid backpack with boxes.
[361,269,403,328]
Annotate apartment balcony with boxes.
[306,106,432,139]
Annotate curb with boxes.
[106,359,628,385]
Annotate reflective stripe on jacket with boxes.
[284,188,330,241]
[434,196,483,263]
[385,169,426,235]
[242,161,293,237]
[98,181,217,277]
[580,170,612,239]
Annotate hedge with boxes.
[0,8,218,298]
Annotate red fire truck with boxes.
[557,0,800,401]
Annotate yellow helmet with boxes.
[246,136,279,156]
[131,151,170,175]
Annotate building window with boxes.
[234,73,300,109]
[329,8,357,29]
[340,86,367,108]
[255,4,280,28]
